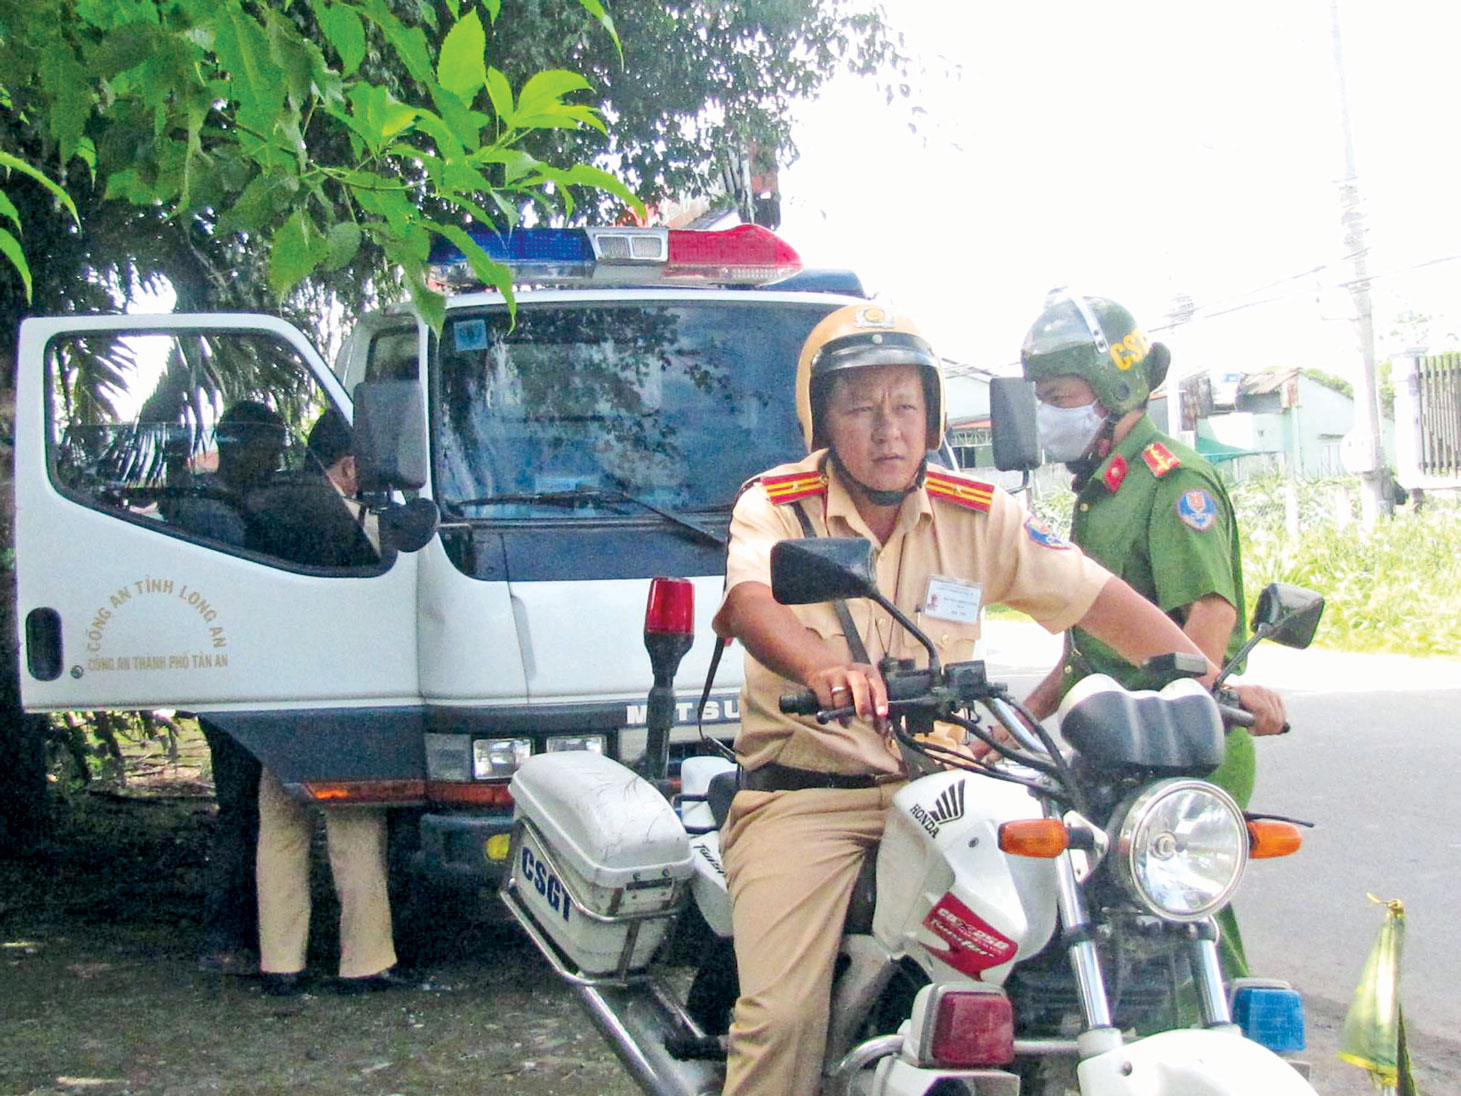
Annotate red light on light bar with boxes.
[928,987,1015,1067]
[665,224,802,284]
[645,576,695,636]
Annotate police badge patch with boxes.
[1177,488,1217,532]
[1024,514,1070,549]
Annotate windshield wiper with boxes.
[448,486,726,547]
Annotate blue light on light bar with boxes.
[427,229,595,288]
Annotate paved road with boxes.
[981,619,1461,1095]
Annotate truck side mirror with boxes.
[989,377,1042,472]
[353,380,427,491]
[379,497,440,553]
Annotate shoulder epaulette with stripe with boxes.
[760,469,828,505]
[924,467,994,512]
[1140,442,1183,478]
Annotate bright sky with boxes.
[777,0,1461,384]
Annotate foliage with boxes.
[0,0,637,329]
[1233,475,1461,658]
[472,0,910,222]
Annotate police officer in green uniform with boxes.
[1018,291,1287,978]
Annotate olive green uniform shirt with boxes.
[1059,414,1255,807]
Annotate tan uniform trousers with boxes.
[720,782,901,1096]
[256,767,396,978]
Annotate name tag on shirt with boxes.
[923,575,982,624]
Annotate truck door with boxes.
[13,315,422,787]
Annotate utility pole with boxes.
[1330,0,1390,524]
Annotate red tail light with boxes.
[925,986,1015,1067]
[645,576,695,636]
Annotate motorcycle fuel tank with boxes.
[875,770,1059,985]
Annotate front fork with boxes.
[1046,800,1236,1059]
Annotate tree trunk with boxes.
[1,374,52,855]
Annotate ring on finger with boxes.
[831,685,850,695]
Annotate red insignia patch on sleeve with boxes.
[1141,442,1183,477]
[760,470,828,505]
[924,468,994,512]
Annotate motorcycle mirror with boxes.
[989,377,1042,472]
[770,538,878,605]
[1250,583,1324,649]
[379,497,440,553]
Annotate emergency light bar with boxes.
[427,223,802,291]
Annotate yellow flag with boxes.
[1339,895,1416,1093]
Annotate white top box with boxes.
[511,751,694,892]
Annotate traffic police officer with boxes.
[713,303,1229,1095]
[1018,290,1287,978]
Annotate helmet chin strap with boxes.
[829,449,926,507]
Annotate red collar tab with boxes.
[760,469,829,505]
[1103,455,1128,493]
[924,468,994,512]
[1141,442,1183,478]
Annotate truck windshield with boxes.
[434,300,836,517]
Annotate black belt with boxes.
[740,762,896,792]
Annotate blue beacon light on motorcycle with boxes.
[1230,979,1307,1053]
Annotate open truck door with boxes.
[13,314,424,798]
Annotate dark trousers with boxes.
[199,719,261,954]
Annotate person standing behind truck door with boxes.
[253,409,402,996]
[1016,291,1286,979]
[161,399,287,976]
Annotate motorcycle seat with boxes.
[707,770,738,829]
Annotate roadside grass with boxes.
[1027,473,1461,659]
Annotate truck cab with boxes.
[12,224,869,885]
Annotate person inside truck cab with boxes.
[241,408,380,569]
[709,304,1254,1096]
[160,399,285,546]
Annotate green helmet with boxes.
[1020,291,1170,415]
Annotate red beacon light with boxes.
[644,576,695,637]
[426,224,801,291]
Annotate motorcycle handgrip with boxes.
[779,688,820,716]
[1220,704,1256,729]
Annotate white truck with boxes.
[13,223,876,887]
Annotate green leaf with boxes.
[575,0,621,61]
[316,1,367,75]
[212,5,286,139]
[515,70,592,117]
[0,191,21,233]
[0,226,33,301]
[0,152,79,224]
[437,8,487,102]
[536,161,645,219]
[483,0,500,22]
[484,67,514,126]
[268,208,330,295]
[323,220,363,271]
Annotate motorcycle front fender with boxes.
[1077,1029,1315,1096]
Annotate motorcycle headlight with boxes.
[1112,779,1246,921]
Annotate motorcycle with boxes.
[500,536,1325,1095]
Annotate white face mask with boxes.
[1036,400,1107,462]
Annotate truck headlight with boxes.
[1112,779,1246,921]
[473,737,531,779]
[545,734,606,755]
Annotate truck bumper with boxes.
[415,810,515,884]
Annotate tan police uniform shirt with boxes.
[717,450,1112,776]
